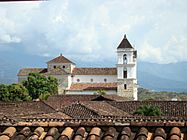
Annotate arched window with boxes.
[53,65,56,69]
[77,79,80,82]
[90,79,93,82]
[104,78,107,82]
[123,54,127,64]
[62,65,66,68]
[124,84,127,89]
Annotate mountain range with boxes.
[0,52,186,92]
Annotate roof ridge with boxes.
[79,101,102,116]
[47,54,75,64]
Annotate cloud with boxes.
[0,0,187,64]
[0,34,21,44]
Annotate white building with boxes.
[18,35,138,100]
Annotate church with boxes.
[17,35,138,100]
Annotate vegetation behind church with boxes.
[0,72,58,101]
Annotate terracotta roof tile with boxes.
[154,128,166,140]
[72,67,117,75]
[81,101,129,117]
[17,68,47,76]
[0,126,185,140]
[103,127,117,139]
[107,101,187,117]
[44,68,70,75]
[60,127,74,140]
[47,55,74,64]
[0,101,56,119]
[62,103,100,119]
[169,127,181,138]
[69,83,117,91]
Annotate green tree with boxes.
[8,84,31,101]
[0,84,10,101]
[0,84,31,102]
[23,72,58,99]
[94,89,106,95]
[133,105,163,116]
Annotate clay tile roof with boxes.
[69,83,117,91]
[0,101,56,119]
[103,127,117,139]
[47,54,75,64]
[81,101,129,117]
[0,126,186,140]
[72,67,117,75]
[89,127,101,137]
[169,127,181,138]
[107,101,187,117]
[154,128,166,139]
[17,68,47,76]
[60,127,74,140]
[117,34,133,49]
[44,68,70,75]
[62,103,100,119]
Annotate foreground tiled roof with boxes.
[72,67,117,75]
[0,95,187,139]
[0,125,186,140]
[69,83,117,90]
[47,54,75,64]
[17,68,47,76]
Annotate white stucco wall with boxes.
[65,90,117,95]
[48,63,75,73]
[72,75,117,83]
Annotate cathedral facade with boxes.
[18,35,138,100]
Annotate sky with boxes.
[0,0,187,65]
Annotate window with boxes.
[124,70,127,78]
[90,79,93,82]
[123,54,127,64]
[62,65,66,68]
[124,84,127,89]
[53,65,56,69]
[104,78,107,82]
[77,79,80,82]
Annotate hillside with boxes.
[138,61,187,92]
[138,88,187,101]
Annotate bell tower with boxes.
[116,35,138,100]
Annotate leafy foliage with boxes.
[94,89,106,95]
[133,105,163,116]
[23,72,58,99]
[0,84,31,102]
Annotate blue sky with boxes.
[0,0,187,65]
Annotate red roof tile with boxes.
[81,101,129,117]
[0,126,185,140]
[69,83,117,91]
[17,68,47,76]
[47,54,74,64]
[72,67,117,75]
[44,68,70,75]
